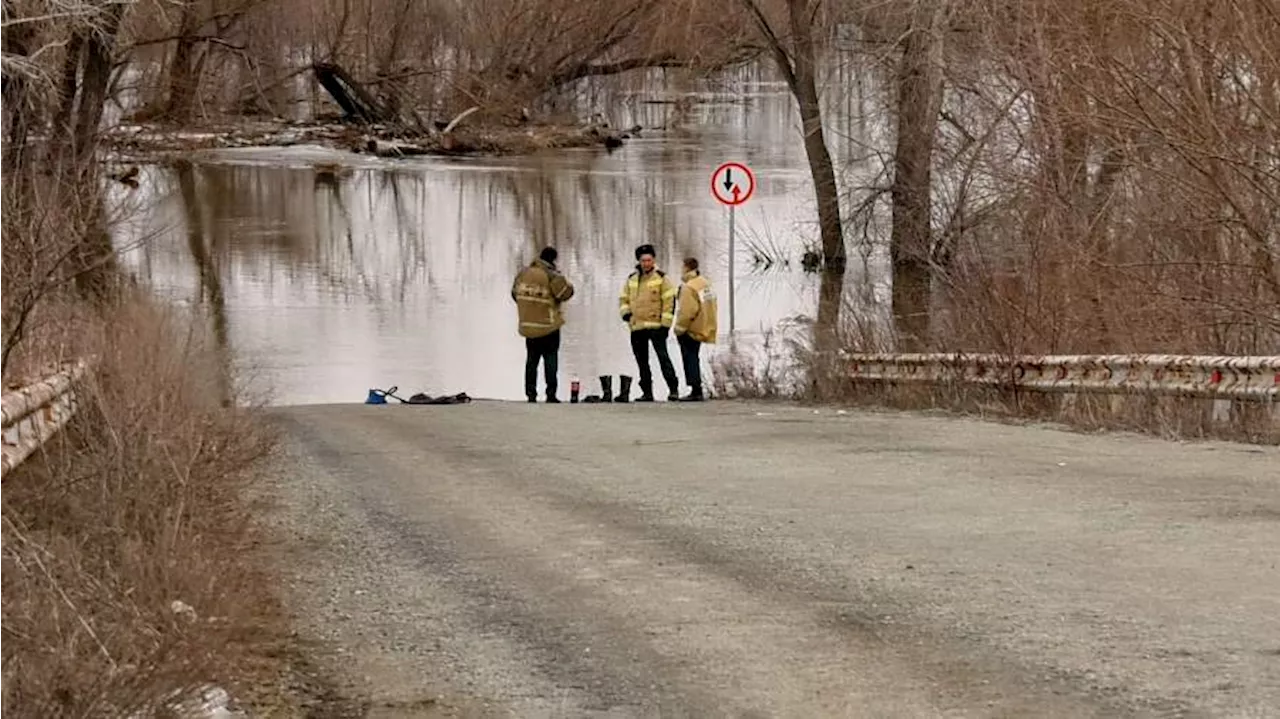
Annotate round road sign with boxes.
[711,162,755,206]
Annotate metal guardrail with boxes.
[846,353,1280,400]
[1,359,92,479]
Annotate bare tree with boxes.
[740,0,846,332]
[741,0,844,270]
[888,0,945,350]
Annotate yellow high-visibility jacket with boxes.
[619,267,676,331]
[512,259,574,338]
[674,270,718,344]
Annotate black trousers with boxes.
[677,333,703,395]
[524,330,560,400]
[630,328,679,396]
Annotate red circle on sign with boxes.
[711,162,755,206]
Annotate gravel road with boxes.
[262,401,1280,718]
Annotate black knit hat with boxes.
[539,246,558,263]
[634,243,656,260]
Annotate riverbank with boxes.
[102,117,642,162]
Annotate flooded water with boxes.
[116,70,888,405]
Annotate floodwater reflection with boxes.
[117,87,885,404]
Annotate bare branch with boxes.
[738,0,796,90]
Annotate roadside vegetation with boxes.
[2,3,291,715]
[0,295,291,715]
[0,150,294,711]
[716,0,1279,442]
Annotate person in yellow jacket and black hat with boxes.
[619,244,680,402]
[512,246,575,402]
[673,257,717,401]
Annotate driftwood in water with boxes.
[364,139,433,157]
[313,63,393,124]
[441,106,479,134]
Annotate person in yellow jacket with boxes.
[618,244,680,402]
[673,257,718,401]
[512,247,575,402]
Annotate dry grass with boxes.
[712,316,1279,444]
[3,18,306,710]
[0,295,289,717]
[710,322,809,400]
[721,0,1280,443]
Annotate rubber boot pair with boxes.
[598,375,632,403]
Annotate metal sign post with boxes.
[710,162,755,336]
[728,203,735,333]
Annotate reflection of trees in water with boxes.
[381,171,430,305]
[169,163,370,302]
[148,64,877,338]
[173,160,232,406]
[167,163,446,304]
[478,159,699,290]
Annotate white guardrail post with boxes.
[1,359,92,479]
[845,353,1280,401]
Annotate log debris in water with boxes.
[100,116,641,160]
[312,62,394,125]
[364,139,434,157]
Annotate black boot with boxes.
[636,380,655,402]
[599,375,613,403]
[615,375,632,403]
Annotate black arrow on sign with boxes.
[723,168,734,192]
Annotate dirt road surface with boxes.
[263,401,1280,718]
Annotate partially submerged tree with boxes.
[887,0,945,350]
[740,0,844,271]
[739,0,846,331]
[1,0,134,370]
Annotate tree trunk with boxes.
[816,264,844,347]
[375,0,416,117]
[787,0,845,275]
[781,0,845,346]
[313,62,392,123]
[1,73,30,172]
[65,3,127,301]
[71,133,117,302]
[889,0,944,351]
[1,0,34,173]
[71,3,126,166]
[166,4,201,121]
[48,32,85,163]
[740,0,847,342]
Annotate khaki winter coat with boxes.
[512,259,574,338]
[674,270,718,344]
[619,268,676,331]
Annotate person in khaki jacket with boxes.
[619,244,680,402]
[512,247,574,403]
[673,257,718,401]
